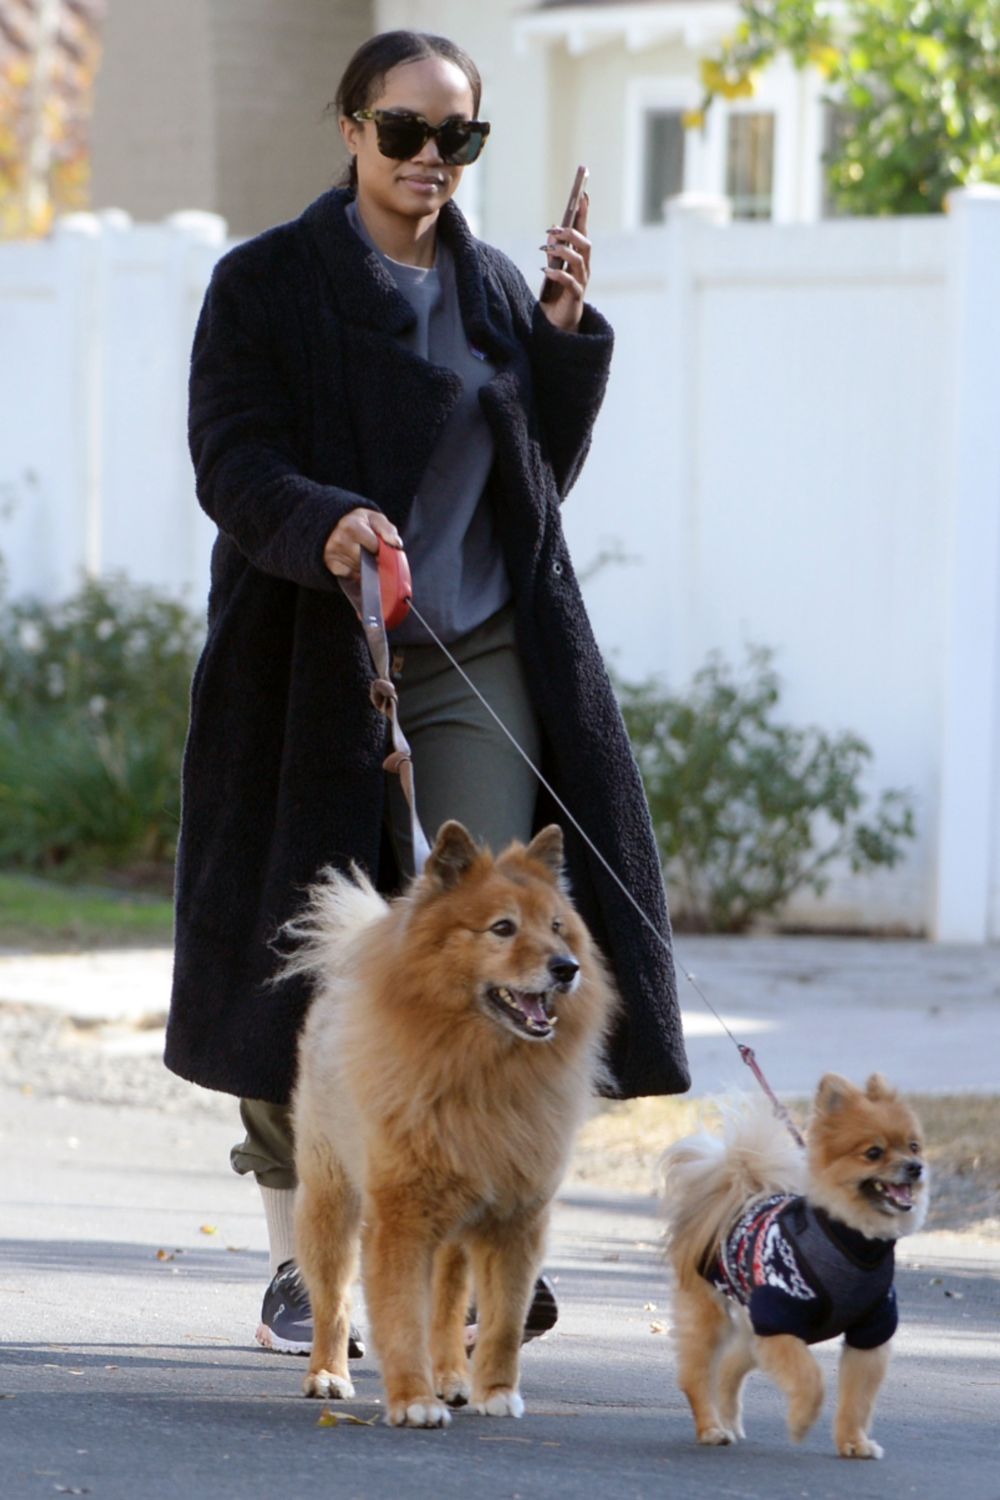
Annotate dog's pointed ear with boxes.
[864,1073,896,1102]
[524,824,566,884]
[814,1073,857,1115]
[426,820,480,890]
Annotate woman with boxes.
[166,29,689,1357]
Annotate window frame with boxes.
[624,75,704,230]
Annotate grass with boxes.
[0,871,174,950]
[571,1093,1000,1238]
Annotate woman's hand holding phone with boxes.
[539,166,591,333]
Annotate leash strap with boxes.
[358,547,432,874]
[739,1045,806,1148]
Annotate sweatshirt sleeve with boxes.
[188,255,377,590]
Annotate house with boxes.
[90,0,374,237]
[87,0,835,240]
[375,0,835,239]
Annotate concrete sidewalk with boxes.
[1,933,997,1094]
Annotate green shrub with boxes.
[0,573,201,877]
[617,646,916,932]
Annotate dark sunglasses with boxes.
[352,108,490,166]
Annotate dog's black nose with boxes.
[905,1159,923,1182]
[548,954,579,986]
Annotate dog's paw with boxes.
[386,1398,451,1429]
[696,1424,735,1446]
[435,1369,472,1407]
[838,1434,884,1460]
[303,1370,354,1400]
[475,1388,525,1419]
[716,1405,745,1440]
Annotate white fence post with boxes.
[52,214,103,591]
[934,187,1000,941]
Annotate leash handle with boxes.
[377,540,413,631]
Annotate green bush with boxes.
[0,573,201,877]
[617,647,916,932]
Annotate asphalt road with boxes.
[2,1085,998,1500]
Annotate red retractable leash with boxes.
[353,542,430,873]
[358,539,804,1148]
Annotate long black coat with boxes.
[166,187,689,1104]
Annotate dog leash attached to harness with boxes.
[738,1045,806,1148]
[357,543,432,874]
[356,540,802,1148]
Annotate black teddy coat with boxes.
[165,187,690,1105]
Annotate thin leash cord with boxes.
[405,597,806,1146]
[401,603,803,1098]
[405,600,721,1015]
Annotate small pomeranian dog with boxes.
[284,821,616,1428]
[661,1073,927,1459]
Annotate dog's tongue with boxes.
[518,993,550,1028]
[885,1182,914,1208]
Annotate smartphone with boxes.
[540,164,589,303]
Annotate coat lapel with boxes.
[296,189,523,529]
[299,188,415,335]
[300,189,518,364]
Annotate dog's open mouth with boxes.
[486,985,556,1040]
[862,1177,918,1213]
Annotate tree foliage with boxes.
[694,0,1000,214]
[0,0,105,239]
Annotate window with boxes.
[641,109,685,224]
[726,112,775,219]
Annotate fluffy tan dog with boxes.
[661,1074,927,1458]
[285,821,616,1428]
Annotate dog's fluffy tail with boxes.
[661,1097,806,1284]
[277,863,389,990]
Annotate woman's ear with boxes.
[339,113,360,159]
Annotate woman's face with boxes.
[340,55,477,227]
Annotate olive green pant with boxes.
[231,605,540,1188]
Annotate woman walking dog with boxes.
[166,28,689,1355]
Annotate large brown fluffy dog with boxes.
[285,821,616,1428]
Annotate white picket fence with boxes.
[0,208,227,606]
[3,191,999,942]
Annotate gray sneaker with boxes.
[254,1260,365,1358]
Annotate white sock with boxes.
[259,1186,297,1277]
